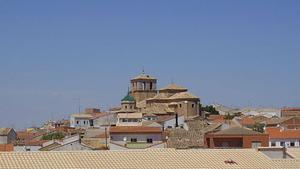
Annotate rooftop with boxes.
[266,127,300,139]
[121,92,135,102]
[282,108,300,111]
[0,128,13,136]
[159,84,188,92]
[1,149,299,168]
[168,92,199,100]
[211,127,265,136]
[110,126,162,133]
[131,72,156,81]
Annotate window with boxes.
[125,106,127,109]
[147,138,153,143]
[290,142,295,147]
[76,121,79,124]
[252,141,262,148]
[280,142,285,147]
[221,142,229,147]
[271,142,276,147]
[83,121,86,125]
[179,104,182,108]
[131,138,137,142]
[150,82,153,90]
[192,104,195,108]
[167,126,172,129]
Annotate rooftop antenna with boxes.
[73,97,81,113]
[142,67,145,74]
[171,77,174,84]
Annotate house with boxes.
[109,126,163,149]
[0,128,16,144]
[70,108,116,128]
[116,113,143,126]
[156,114,187,130]
[39,135,92,151]
[1,148,300,168]
[281,107,300,117]
[14,131,46,151]
[266,127,300,147]
[204,127,269,148]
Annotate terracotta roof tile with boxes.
[159,84,188,91]
[1,149,300,168]
[240,117,256,126]
[213,127,264,135]
[266,127,300,139]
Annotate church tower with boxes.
[130,71,157,102]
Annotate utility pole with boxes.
[105,127,108,149]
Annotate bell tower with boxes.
[130,71,157,102]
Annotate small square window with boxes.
[147,138,153,143]
[192,104,195,108]
[271,142,276,147]
[131,138,137,142]
[290,142,295,147]
[280,142,285,147]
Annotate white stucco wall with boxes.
[14,146,41,152]
[163,116,187,130]
[0,136,8,144]
[70,117,91,128]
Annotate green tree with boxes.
[252,123,265,133]
[201,105,219,115]
[42,132,65,140]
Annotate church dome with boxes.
[121,93,135,102]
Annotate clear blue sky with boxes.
[0,0,299,129]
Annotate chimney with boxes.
[175,113,179,128]
[283,146,287,159]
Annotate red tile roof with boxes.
[207,115,225,123]
[266,127,300,139]
[281,108,300,111]
[110,126,162,133]
[0,144,13,152]
[240,117,256,126]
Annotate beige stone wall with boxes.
[176,101,200,119]
[131,91,157,102]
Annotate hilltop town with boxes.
[1,72,300,168]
